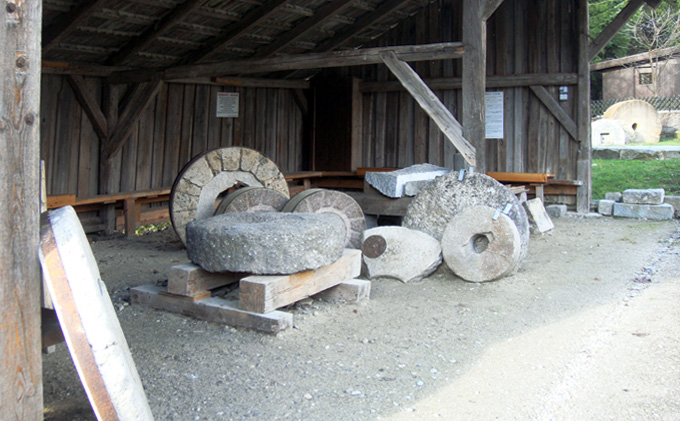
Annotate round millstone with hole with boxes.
[441,205,521,282]
[403,172,529,266]
[215,186,288,215]
[282,188,366,249]
[186,212,345,274]
[170,147,289,246]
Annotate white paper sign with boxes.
[485,91,504,139]
[216,92,239,118]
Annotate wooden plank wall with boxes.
[40,77,304,196]
[332,0,580,179]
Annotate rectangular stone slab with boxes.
[168,263,242,297]
[239,249,362,314]
[365,164,449,198]
[613,203,674,220]
[130,284,293,334]
[524,198,554,233]
[314,279,371,302]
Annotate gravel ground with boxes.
[43,215,680,420]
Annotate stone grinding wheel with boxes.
[170,147,289,246]
[215,186,288,215]
[402,172,529,266]
[282,188,366,249]
[603,99,662,143]
[441,206,521,282]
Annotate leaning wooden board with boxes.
[39,206,153,420]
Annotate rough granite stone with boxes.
[545,204,567,218]
[622,188,665,205]
[403,172,529,268]
[605,192,622,202]
[592,148,621,160]
[186,213,346,274]
[361,226,442,283]
[441,206,521,282]
[664,196,680,218]
[365,164,449,198]
[404,179,432,197]
[620,149,664,161]
[598,199,615,216]
[613,203,674,220]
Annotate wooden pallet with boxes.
[130,249,370,334]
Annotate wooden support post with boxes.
[167,263,241,297]
[588,0,646,61]
[351,78,363,171]
[100,84,119,234]
[577,0,592,213]
[1,0,43,416]
[123,197,139,237]
[462,0,487,172]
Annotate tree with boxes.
[590,0,632,61]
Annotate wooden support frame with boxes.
[588,0,647,61]
[529,85,578,141]
[577,0,592,213]
[379,51,476,167]
[42,0,107,53]
[482,0,506,20]
[361,73,579,92]
[66,75,107,139]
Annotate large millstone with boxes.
[403,172,529,265]
[591,118,642,146]
[282,189,366,249]
[362,226,442,283]
[215,186,288,215]
[186,213,345,274]
[603,100,662,143]
[170,147,289,246]
[441,206,521,282]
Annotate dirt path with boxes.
[43,216,680,420]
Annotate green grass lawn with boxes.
[592,158,680,199]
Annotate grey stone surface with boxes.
[664,196,680,218]
[524,198,554,233]
[598,199,615,216]
[403,172,529,267]
[361,226,442,283]
[404,179,432,197]
[603,100,662,143]
[605,192,622,202]
[620,149,664,161]
[622,188,665,205]
[365,164,449,198]
[592,148,621,160]
[545,204,567,218]
[441,206,521,282]
[215,187,287,215]
[613,203,674,220]
[186,213,345,274]
[591,119,627,146]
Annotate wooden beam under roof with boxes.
[252,0,357,59]
[107,0,206,65]
[482,0,506,21]
[43,0,108,54]
[588,0,647,62]
[110,42,465,83]
[181,0,294,64]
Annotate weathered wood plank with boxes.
[239,249,361,314]
[577,0,591,213]
[67,75,107,140]
[42,0,107,53]
[380,51,476,167]
[314,279,371,302]
[529,85,578,140]
[462,0,486,171]
[167,263,242,297]
[588,0,646,61]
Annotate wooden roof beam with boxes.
[482,0,505,21]
[182,0,294,64]
[252,0,357,59]
[588,0,647,62]
[43,0,108,54]
[110,42,465,83]
[66,75,107,139]
[107,0,206,65]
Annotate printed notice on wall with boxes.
[485,91,504,139]
[216,92,239,118]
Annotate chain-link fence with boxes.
[592,95,680,117]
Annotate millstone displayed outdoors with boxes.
[170,147,289,246]
[603,100,662,143]
[215,186,288,215]
[186,213,346,275]
[403,172,529,265]
[282,188,366,249]
[441,206,521,282]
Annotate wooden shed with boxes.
[3,0,636,416]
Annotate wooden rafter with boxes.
[379,51,476,167]
[252,0,357,58]
[66,75,107,139]
[110,42,465,83]
[482,0,506,21]
[588,0,646,61]
[360,73,579,92]
[101,78,163,162]
[182,0,293,64]
[42,0,108,53]
[529,85,578,141]
[108,0,206,65]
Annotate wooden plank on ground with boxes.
[486,171,554,184]
[168,263,242,297]
[239,249,361,314]
[130,285,293,334]
[379,51,476,167]
[48,194,77,208]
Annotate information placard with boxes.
[216,92,239,118]
[485,91,504,139]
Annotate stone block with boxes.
[592,148,620,160]
[365,164,449,198]
[404,179,432,197]
[623,188,665,205]
[605,192,622,202]
[664,196,680,218]
[613,203,674,220]
[524,198,554,233]
[620,149,664,161]
[598,199,615,216]
[545,204,567,218]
